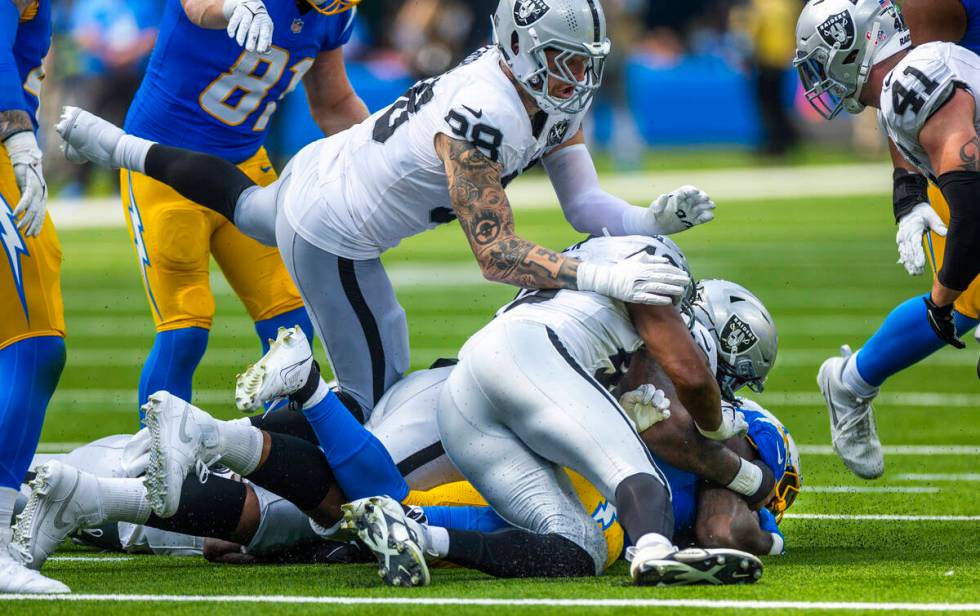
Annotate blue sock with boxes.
[303,391,409,501]
[138,327,209,423]
[255,306,315,354]
[421,505,510,532]
[855,294,978,387]
[0,337,65,490]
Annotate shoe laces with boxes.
[837,402,876,442]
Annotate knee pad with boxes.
[246,484,320,556]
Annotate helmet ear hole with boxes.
[511,31,520,55]
[842,49,859,65]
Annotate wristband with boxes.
[892,168,929,223]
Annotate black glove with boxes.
[923,296,966,349]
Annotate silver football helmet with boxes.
[694,280,778,401]
[794,0,911,119]
[492,0,611,114]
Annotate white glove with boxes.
[4,131,47,237]
[646,185,716,235]
[223,0,274,54]
[896,202,947,276]
[121,428,151,477]
[619,384,671,432]
[695,400,748,441]
[576,252,690,306]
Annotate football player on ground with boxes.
[110,0,365,422]
[55,0,721,433]
[796,0,980,478]
[0,0,69,594]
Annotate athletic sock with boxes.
[425,525,450,558]
[854,294,979,387]
[842,354,879,399]
[0,487,17,529]
[144,475,247,541]
[245,432,334,512]
[631,532,674,559]
[97,478,151,524]
[215,419,264,476]
[113,134,154,173]
[254,307,316,355]
[420,505,509,533]
[138,328,208,424]
[302,391,409,501]
[445,529,597,577]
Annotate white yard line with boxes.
[894,474,980,481]
[0,594,976,612]
[47,557,133,562]
[785,514,980,521]
[798,445,980,456]
[805,487,940,494]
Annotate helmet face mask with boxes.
[305,0,359,16]
[796,47,850,120]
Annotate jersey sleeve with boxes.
[319,8,356,52]
[881,47,961,143]
[0,0,29,116]
[435,86,524,170]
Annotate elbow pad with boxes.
[936,171,980,291]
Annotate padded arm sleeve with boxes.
[936,171,980,291]
[543,144,652,237]
[0,0,29,115]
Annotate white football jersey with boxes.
[879,42,980,181]
[484,235,694,381]
[284,46,588,260]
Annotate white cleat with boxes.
[341,496,430,587]
[9,461,103,571]
[631,546,763,586]
[817,345,884,479]
[0,529,70,594]
[235,326,313,412]
[55,106,125,168]
[142,391,220,518]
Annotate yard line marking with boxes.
[1,594,977,611]
[805,486,940,494]
[785,514,980,521]
[761,392,980,406]
[895,474,980,482]
[48,557,133,562]
[798,445,980,455]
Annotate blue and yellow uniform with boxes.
[0,0,64,496]
[119,0,355,416]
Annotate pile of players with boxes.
[1,0,976,595]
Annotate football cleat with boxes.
[0,529,70,593]
[631,546,763,586]
[55,106,125,168]
[817,345,884,479]
[341,496,430,587]
[235,326,313,412]
[142,391,220,518]
[10,461,103,571]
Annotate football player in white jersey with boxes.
[795,0,980,477]
[54,0,723,434]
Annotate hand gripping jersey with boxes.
[124,0,355,163]
[484,235,693,383]
[284,46,589,260]
[879,42,980,181]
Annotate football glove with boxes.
[576,252,690,306]
[896,203,947,276]
[924,296,965,349]
[646,185,715,235]
[223,0,274,54]
[619,384,671,432]
[695,400,748,441]
[5,131,47,237]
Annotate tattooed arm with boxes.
[435,133,580,290]
[0,109,33,142]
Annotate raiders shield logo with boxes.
[719,315,759,355]
[514,0,550,27]
[547,120,569,147]
[817,11,855,48]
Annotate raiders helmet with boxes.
[492,0,611,114]
[694,279,778,401]
[794,0,911,119]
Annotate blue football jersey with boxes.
[959,0,980,55]
[125,0,354,163]
[0,0,51,130]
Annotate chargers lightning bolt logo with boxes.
[591,499,618,531]
[1,196,30,322]
[127,172,161,319]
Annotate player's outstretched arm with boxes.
[919,89,980,316]
[436,133,689,305]
[544,129,715,237]
[182,0,273,54]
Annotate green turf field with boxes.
[6,190,980,614]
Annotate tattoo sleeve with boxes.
[0,110,33,143]
[436,134,579,290]
[958,135,980,172]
